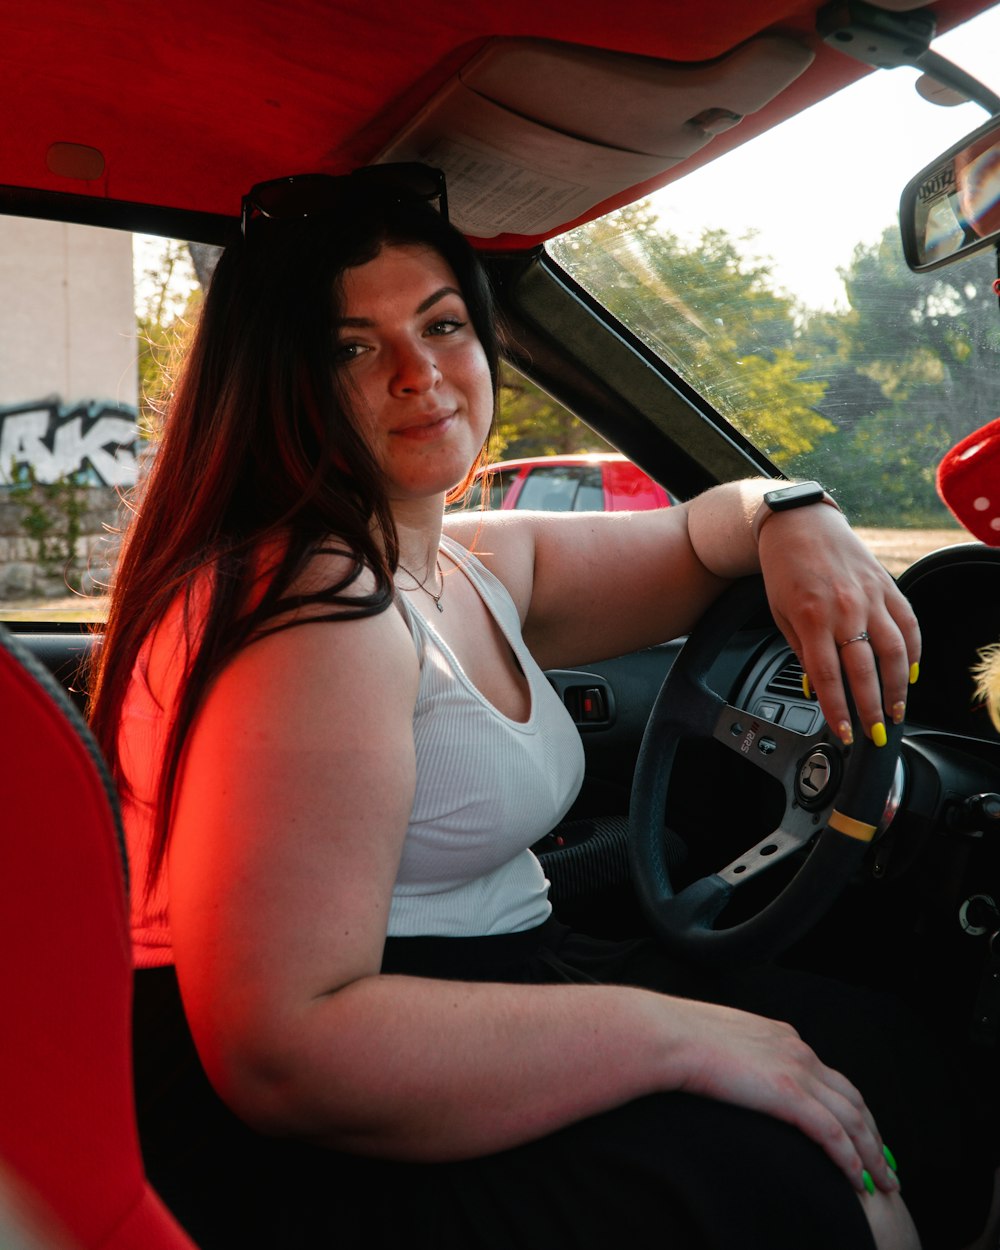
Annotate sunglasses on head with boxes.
[241,162,449,238]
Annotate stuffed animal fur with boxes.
[937,417,1000,729]
[971,643,1000,731]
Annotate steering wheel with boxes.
[629,576,903,964]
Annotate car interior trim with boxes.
[493,250,776,495]
[376,35,814,239]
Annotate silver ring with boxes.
[837,631,870,650]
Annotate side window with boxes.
[572,466,604,511]
[462,478,485,510]
[0,222,201,623]
[516,466,581,511]
[489,469,517,509]
[515,464,606,511]
[452,468,515,510]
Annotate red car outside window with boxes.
[464,454,671,512]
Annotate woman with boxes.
[90,166,990,1249]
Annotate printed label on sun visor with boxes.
[424,138,588,237]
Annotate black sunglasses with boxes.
[241,162,449,238]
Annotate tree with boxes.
[135,220,1000,527]
[550,207,832,467]
[134,239,202,439]
[794,225,1000,523]
[494,365,610,458]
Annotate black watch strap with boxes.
[752,481,842,542]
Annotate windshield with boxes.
[548,7,1000,574]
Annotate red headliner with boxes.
[3,0,993,247]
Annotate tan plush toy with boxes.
[936,417,1000,730]
[972,644,1000,732]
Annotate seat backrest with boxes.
[0,625,196,1250]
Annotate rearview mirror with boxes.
[900,114,1000,271]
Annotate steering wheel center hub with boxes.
[796,746,842,810]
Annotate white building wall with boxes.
[0,217,139,485]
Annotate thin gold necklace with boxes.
[397,557,444,613]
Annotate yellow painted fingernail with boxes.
[909,662,919,685]
[838,721,854,746]
[802,673,811,699]
[871,722,887,748]
[892,701,905,725]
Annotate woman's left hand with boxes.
[757,504,920,746]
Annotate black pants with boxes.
[133,920,993,1249]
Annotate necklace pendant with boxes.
[396,557,445,613]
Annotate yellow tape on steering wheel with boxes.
[828,809,878,843]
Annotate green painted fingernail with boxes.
[871,722,887,748]
[883,1144,897,1172]
[862,1169,875,1195]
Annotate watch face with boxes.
[765,481,825,511]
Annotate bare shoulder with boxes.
[243,574,419,707]
[144,541,413,702]
[263,547,420,704]
[277,541,384,616]
[443,512,537,618]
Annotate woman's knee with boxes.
[861,1189,921,1250]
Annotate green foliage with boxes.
[794,225,1000,524]
[130,221,1000,530]
[10,461,86,586]
[552,208,1000,524]
[135,239,202,440]
[495,364,611,458]
[550,208,834,467]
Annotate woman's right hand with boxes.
[667,999,898,1195]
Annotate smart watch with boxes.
[762,480,827,512]
[752,481,842,542]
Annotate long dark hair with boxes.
[88,186,501,887]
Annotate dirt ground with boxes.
[0,528,977,621]
[852,526,975,578]
[0,594,106,622]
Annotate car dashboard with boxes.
[533,543,1000,1073]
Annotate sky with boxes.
[648,3,1000,310]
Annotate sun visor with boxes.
[376,36,813,240]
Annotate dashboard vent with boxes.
[767,654,816,701]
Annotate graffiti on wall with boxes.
[0,398,139,487]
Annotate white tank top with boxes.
[389,536,585,937]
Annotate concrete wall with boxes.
[0,216,142,597]
[0,217,140,488]
[0,486,122,600]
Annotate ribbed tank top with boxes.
[121,536,585,965]
[389,536,585,937]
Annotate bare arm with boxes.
[446,498,725,665]
[164,574,894,1193]
[447,479,920,743]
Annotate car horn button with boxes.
[795,746,842,810]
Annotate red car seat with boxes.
[0,624,197,1250]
